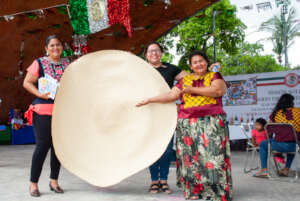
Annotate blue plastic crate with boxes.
[11,126,36,145]
[0,125,11,144]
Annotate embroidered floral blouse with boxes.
[175,72,226,119]
[26,57,70,116]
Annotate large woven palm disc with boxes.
[52,50,177,187]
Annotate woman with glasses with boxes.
[144,42,188,194]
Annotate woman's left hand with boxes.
[182,86,195,95]
[209,62,222,72]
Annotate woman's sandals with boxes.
[149,183,160,194]
[189,196,200,200]
[149,182,172,194]
[278,169,289,177]
[159,182,172,194]
[253,169,269,178]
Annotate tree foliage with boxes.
[158,0,246,65]
[156,0,292,76]
[220,55,288,76]
[259,7,300,65]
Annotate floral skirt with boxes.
[176,114,233,201]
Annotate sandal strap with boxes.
[149,184,159,190]
[160,183,170,191]
[253,170,268,177]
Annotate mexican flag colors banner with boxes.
[69,0,132,36]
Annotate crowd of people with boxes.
[23,35,299,201]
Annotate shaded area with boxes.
[0,0,219,123]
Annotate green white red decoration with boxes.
[69,0,132,36]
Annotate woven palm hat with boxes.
[52,50,177,187]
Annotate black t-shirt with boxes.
[154,63,182,88]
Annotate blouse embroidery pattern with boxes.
[273,108,300,132]
[40,57,69,81]
[182,72,217,109]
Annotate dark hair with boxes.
[45,35,62,47]
[271,93,294,118]
[144,42,164,56]
[255,118,267,127]
[188,50,210,67]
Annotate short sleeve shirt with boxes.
[154,63,182,88]
[27,57,69,81]
[270,108,300,133]
[26,57,70,115]
[27,60,39,77]
[252,129,267,145]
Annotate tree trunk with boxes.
[202,40,208,54]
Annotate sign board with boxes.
[223,70,300,124]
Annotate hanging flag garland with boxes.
[69,0,132,37]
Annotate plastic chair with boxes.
[265,123,299,181]
[241,123,259,173]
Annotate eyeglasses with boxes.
[147,49,162,54]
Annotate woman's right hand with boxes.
[38,92,50,100]
[136,99,150,107]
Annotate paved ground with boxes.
[0,145,300,201]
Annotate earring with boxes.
[46,52,49,56]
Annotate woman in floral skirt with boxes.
[137,50,232,200]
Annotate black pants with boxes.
[30,113,61,183]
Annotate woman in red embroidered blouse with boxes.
[137,51,232,201]
[23,35,69,197]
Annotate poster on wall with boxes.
[223,77,257,106]
[223,70,300,125]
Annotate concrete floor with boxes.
[0,145,300,201]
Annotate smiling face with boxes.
[190,55,208,76]
[45,38,63,60]
[145,44,162,66]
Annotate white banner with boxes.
[223,70,300,124]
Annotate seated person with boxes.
[252,118,267,147]
[254,93,300,178]
[252,118,285,164]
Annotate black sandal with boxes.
[149,183,160,194]
[160,182,172,194]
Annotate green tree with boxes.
[220,42,263,67]
[158,0,246,69]
[259,7,300,65]
[174,41,277,75]
[220,55,288,76]
[215,42,287,75]
[161,52,175,63]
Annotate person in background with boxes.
[251,118,267,147]
[254,94,300,178]
[23,35,70,197]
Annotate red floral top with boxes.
[26,57,69,116]
[175,72,226,119]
